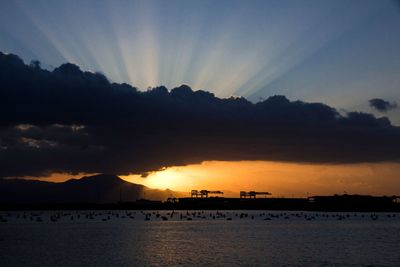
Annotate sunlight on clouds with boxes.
[121,161,400,198]
[27,161,400,198]
[126,168,195,192]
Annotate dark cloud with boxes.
[369,98,398,112]
[1,51,400,178]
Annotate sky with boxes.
[1,0,400,122]
[1,0,400,196]
[122,161,400,198]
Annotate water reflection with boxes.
[0,211,399,266]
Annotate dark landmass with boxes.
[172,195,399,212]
[1,196,399,212]
[0,174,181,204]
[0,174,399,212]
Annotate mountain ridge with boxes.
[0,174,183,204]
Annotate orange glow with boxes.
[33,161,400,198]
[121,161,400,198]
[32,172,89,183]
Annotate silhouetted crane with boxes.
[191,190,224,198]
[240,191,271,199]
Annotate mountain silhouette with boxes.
[0,174,181,204]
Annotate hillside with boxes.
[0,174,183,204]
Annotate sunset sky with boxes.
[122,161,400,197]
[1,0,400,197]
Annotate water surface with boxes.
[1,210,399,266]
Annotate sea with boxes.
[1,210,399,266]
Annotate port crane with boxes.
[191,190,224,198]
[240,191,271,199]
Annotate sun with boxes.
[121,167,196,192]
[145,168,188,190]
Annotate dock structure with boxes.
[166,197,178,203]
[191,190,224,198]
[240,191,271,199]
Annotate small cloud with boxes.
[140,172,151,178]
[369,98,398,112]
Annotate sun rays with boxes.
[1,0,398,118]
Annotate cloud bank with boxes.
[1,52,400,178]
